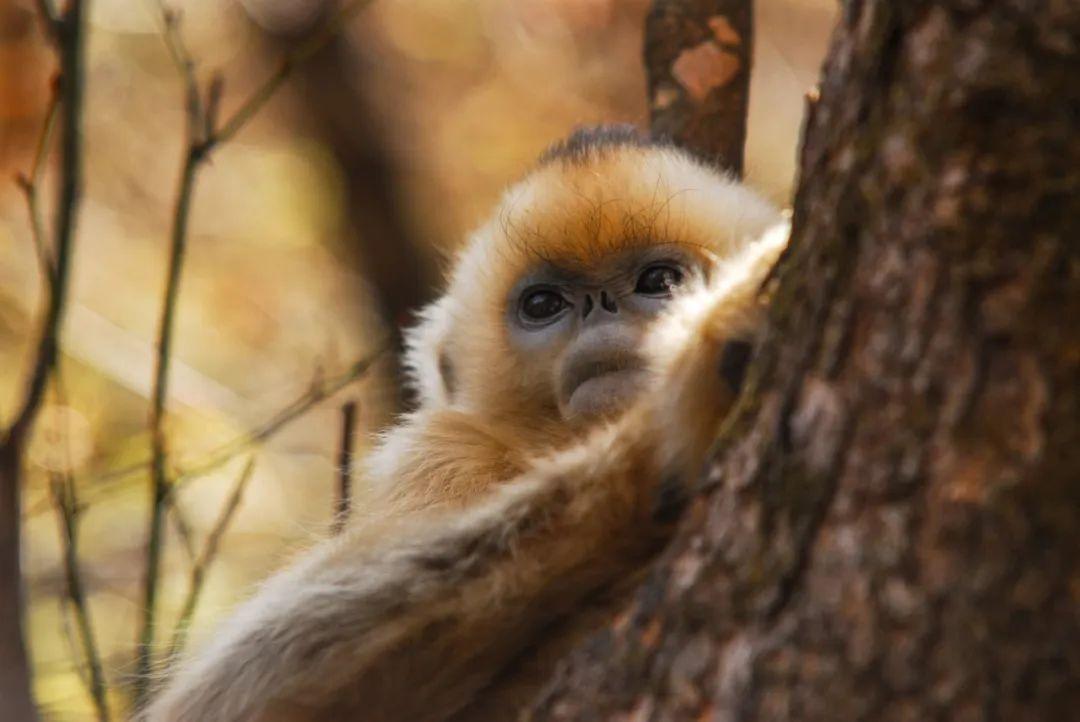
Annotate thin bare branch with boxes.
[170,351,385,489]
[6,0,86,449]
[153,4,204,144]
[23,348,387,520]
[203,74,224,143]
[156,7,195,80]
[136,142,200,705]
[49,473,110,722]
[332,400,358,535]
[56,597,86,690]
[167,497,197,564]
[46,370,110,720]
[15,88,60,286]
[165,456,257,665]
[135,352,382,699]
[1,2,89,718]
[135,1,378,700]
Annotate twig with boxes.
[14,87,60,286]
[332,401,358,534]
[50,368,110,720]
[23,348,387,520]
[49,472,110,722]
[164,456,257,665]
[0,2,88,719]
[135,355,382,697]
[136,125,201,707]
[137,12,203,695]
[5,1,85,450]
[134,1,377,702]
[645,0,754,175]
[169,352,383,489]
[56,596,86,690]
[167,497,197,563]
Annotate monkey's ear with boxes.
[403,296,457,408]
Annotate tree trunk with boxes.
[528,2,1080,720]
[0,441,37,722]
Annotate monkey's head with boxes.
[406,126,781,434]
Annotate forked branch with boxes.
[134,0,377,704]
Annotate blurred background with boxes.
[0,0,834,718]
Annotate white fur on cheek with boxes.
[402,296,457,409]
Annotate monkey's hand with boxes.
[644,219,790,481]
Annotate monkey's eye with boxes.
[635,264,684,297]
[519,288,569,324]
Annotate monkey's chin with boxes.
[562,369,649,421]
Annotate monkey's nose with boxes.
[600,290,618,314]
[582,291,618,320]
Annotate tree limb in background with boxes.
[14,87,60,287]
[41,368,110,721]
[0,2,88,719]
[134,0,377,704]
[21,348,386,521]
[528,3,1079,719]
[645,0,753,176]
[166,499,198,564]
[252,4,440,410]
[164,456,257,666]
[49,470,109,722]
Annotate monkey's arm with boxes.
[142,418,667,722]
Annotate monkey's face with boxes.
[408,137,783,431]
[505,247,705,421]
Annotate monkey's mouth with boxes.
[561,356,648,419]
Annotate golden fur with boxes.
[405,136,781,428]
[142,128,788,722]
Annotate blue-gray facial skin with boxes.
[505,246,705,422]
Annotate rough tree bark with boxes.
[528,2,1079,721]
[645,0,753,175]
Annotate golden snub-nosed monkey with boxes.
[143,125,790,722]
